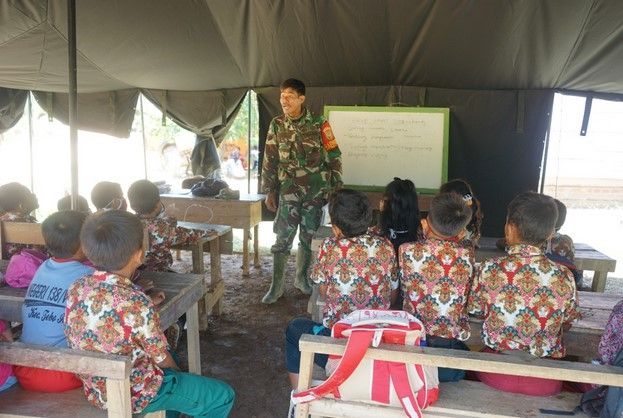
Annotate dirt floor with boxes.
[172,253,307,418]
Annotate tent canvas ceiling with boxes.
[1,0,623,235]
[1,0,623,94]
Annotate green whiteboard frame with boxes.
[324,105,450,194]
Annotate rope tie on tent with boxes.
[221,90,227,125]
[580,96,592,136]
[46,92,53,122]
[161,90,168,126]
[417,88,427,107]
[109,91,117,126]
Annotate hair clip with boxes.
[463,194,473,202]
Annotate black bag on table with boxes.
[190,178,228,197]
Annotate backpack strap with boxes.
[292,329,375,404]
[388,360,426,418]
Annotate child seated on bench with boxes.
[90,181,127,211]
[439,179,483,248]
[285,189,398,388]
[0,320,17,393]
[546,198,582,287]
[15,210,94,392]
[0,182,40,258]
[127,179,209,272]
[65,210,235,417]
[57,194,92,214]
[468,191,580,396]
[399,192,474,382]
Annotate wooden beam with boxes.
[299,335,623,387]
[0,342,131,380]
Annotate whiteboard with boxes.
[325,106,449,192]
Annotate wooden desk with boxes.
[161,192,264,276]
[0,271,205,375]
[173,222,232,330]
[476,237,617,292]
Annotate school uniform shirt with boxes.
[21,258,94,347]
[598,299,623,365]
[399,238,475,341]
[65,271,169,413]
[139,210,206,272]
[310,233,398,329]
[0,211,38,258]
[468,244,580,358]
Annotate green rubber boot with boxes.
[262,253,288,304]
[294,247,313,295]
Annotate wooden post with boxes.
[209,237,223,315]
[105,378,132,418]
[242,228,250,276]
[295,350,314,418]
[253,224,260,268]
[186,301,201,375]
[592,271,608,292]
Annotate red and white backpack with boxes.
[292,310,439,418]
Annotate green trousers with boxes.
[142,369,235,418]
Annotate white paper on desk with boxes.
[320,203,331,225]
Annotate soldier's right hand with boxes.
[265,192,278,212]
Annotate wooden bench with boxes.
[0,342,164,418]
[296,334,623,418]
[169,222,232,331]
[0,221,45,259]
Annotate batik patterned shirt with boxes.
[0,211,40,258]
[598,299,623,365]
[64,271,168,413]
[468,244,580,358]
[139,210,207,272]
[399,238,475,340]
[310,233,398,328]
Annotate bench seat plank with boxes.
[307,380,586,418]
[300,335,623,387]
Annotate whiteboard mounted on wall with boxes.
[324,106,450,193]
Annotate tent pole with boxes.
[539,111,554,194]
[140,94,148,179]
[67,0,78,210]
[247,90,251,193]
[27,93,34,192]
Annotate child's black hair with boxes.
[128,180,160,215]
[280,78,305,96]
[42,210,88,258]
[0,182,38,213]
[553,198,567,231]
[439,179,483,240]
[378,177,421,248]
[428,193,472,238]
[507,192,558,246]
[91,181,124,210]
[80,210,144,271]
[329,189,372,238]
[57,195,91,214]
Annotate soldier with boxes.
[261,79,342,304]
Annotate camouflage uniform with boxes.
[262,108,342,254]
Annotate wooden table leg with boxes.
[591,271,608,292]
[192,245,209,331]
[186,301,201,375]
[242,228,250,276]
[209,237,223,316]
[253,224,260,268]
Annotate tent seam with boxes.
[553,0,598,88]
[45,23,132,89]
[0,20,47,49]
